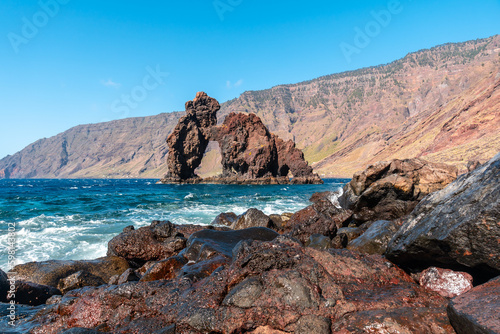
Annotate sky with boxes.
[0,0,499,159]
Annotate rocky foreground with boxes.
[1,154,499,333]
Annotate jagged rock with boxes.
[447,276,500,334]
[347,220,402,255]
[305,234,333,250]
[339,158,458,225]
[386,153,500,280]
[12,257,129,289]
[160,94,322,184]
[162,92,220,182]
[107,221,188,266]
[57,271,105,294]
[211,212,238,226]
[0,269,8,299]
[140,256,188,282]
[117,268,140,285]
[30,237,454,333]
[231,208,274,230]
[418,267,473,298]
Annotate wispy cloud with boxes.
[226,79,244,89]
[101,79,121,89]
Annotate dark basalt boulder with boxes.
[211,212,238,226]
[447,275,500,334]
[12,256,129,289]
[347,220,402,255]
[386,153,500,281]
[30,237,454,333]
[339,158,458,225]
[8,281,61,306]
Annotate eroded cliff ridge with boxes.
[160,92,322,184]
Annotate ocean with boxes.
[0,178,348,271]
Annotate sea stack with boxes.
[160,92,322,184]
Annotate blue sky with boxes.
[0,0,499,159]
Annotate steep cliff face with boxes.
[1,35,499,179]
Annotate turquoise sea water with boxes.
[0,179,348,271]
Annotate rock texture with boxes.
[161,100,322,184]
[447,276,500,334]
[418,267,473,298]
[339,158,458,225]
[30,236,455,334]
[161,92,220,182]
[386,153,500,280]
[12,257,130,289]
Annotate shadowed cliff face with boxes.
[1,35,499,179]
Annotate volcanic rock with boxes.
[12,257,129,289]
[107,221,188,266]
[418,267,473,298]
[162,92,220,182]
[447,276,500,334]
[57,271,106,294]
[347,220,402,255]
[30,237,454,333]
[231,208,274,230]
[211,212,238,226]
[10,281,61,306]
[386,153,500,280]
[339,158,458,225]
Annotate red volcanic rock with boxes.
[162,92,220,182]
[418,267,473,298]
[31,236,454,333]
[213,112,322,184]
[447,276,500,334]
[340,158,458,225]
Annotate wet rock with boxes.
[117,268,140,285]
[30,237,453,333]
[418,267,473,298]
[140,256,188,282]
[305,234,333,250]
[57,271,105,294]
[161,92,220,182]
[347,220,402,255]
[0,269,8,299]
[336,227,363,243]
[211,212,238,226]
[232,208,274,230]
[13,256,129,289]
[447,276,500,334]
[11,281,61,306]
[107,221,187,265]
[386,153,500,280]
[60,328,103,334]
[339,158,458,225]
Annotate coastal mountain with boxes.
[1,35,499,179]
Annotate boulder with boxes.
[116,268,140,285]
[386,153,500,281]
[140,256,188,282]
[0,269,8,299]
[211,212,238,226]
[418,267,473,298]
[13,256,129,289]
[107,221,187,266]
[339,158,458,225]
[57,271,106,294]
[347,220,402,255]
[447,276,500,334]
[305,234,333,250]
[231,208,274,230]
